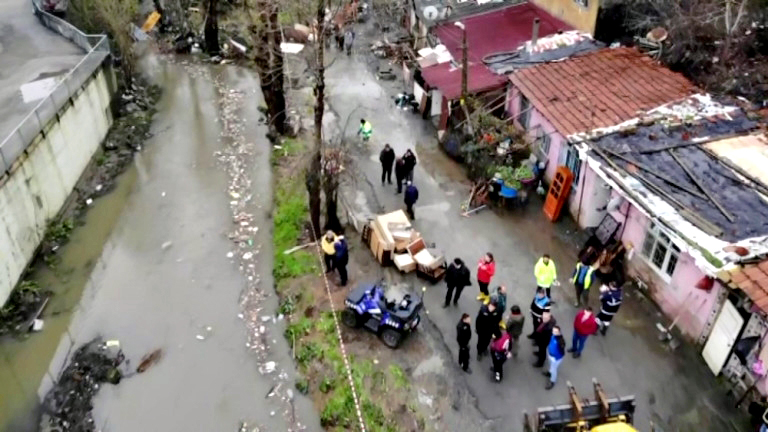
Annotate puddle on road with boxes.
[0,162,138,431]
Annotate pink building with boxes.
[506,47,768,364]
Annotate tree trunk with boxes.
[323,177,342,233]
[267,6,287,134]
[306,0,325,240]
[204,0,219,54]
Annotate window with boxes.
[519,95,531,130]
[641,222,681,277]
[536,127,551,159]
[574,0,589,7]
[564,144,581,186]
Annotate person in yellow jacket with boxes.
[534,254,558,300]
[321,231,337,273]
[571,260,596,307]
[358,118,372,141]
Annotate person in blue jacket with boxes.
[404,181,419,220]
[544,325,566,390]
[334,235,349,286]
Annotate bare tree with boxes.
[204,0,220,54]
[250,1,287,134]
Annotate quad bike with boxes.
[341,281,423,349]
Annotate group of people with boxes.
[452,252,625,388]
[379,143,420,219]
[321,231,350,286]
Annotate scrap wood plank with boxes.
[599,147,707,200]
[669,149,735,222]
[141,10,162,32]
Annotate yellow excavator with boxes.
[523,379,656,432]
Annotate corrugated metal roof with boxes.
[509,47,698,136]
[421,62,506,100]
[432,2,571,66]
[706,134,768,187]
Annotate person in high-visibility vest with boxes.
[571,260,596,307]
[358,118,372,141]
[534,254,557,300]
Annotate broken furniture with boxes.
[406,238,447,283]
[364,210,414,266]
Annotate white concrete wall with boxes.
[0,65,113,303]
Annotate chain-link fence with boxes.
[0,1,110,174]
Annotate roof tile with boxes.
[509,47,698,136]
[758,260,768,274]
[731,270,749,284]
[739,279,757,293]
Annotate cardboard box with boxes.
[373,210,411,250]
[393,253,416,273]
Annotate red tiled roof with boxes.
[508,47,698,136]
[433,3,571,65]
[421,62,506,101]
[727,260,768,313]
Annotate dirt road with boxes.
[321,12,749,432]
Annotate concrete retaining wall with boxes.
[0,65,114,303]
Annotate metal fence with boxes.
[0,1,110,174]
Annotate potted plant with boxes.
[514,164,536,185]
[496,166,521,191]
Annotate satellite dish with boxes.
[423,5,439,21]
[647,27,668,43]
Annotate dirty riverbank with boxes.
[0,79,159,430]
[1,53,321,431]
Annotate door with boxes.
[702,300,744,375]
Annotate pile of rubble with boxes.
[0,282,50,336]
[40,339,126,432]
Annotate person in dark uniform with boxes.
[394,157,407,194]
[456,313,472,373]
[379,144,395,186]
[404,181,419,220]
[444,258,471,307]
[475,302,500,361]
[333,236,349,286]
[597,281,623,335]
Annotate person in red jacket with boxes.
[569,306,599,358]
[476,253,496,303]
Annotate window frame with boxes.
[519,95,531,130]
[564,144,581,187]
[640,222,681,280]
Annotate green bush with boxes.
[285,316,313,341]
[296,341,323,366]
[319,376,335,393]
[295,377,310,395]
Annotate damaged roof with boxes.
[509,47,698,137]
[589,112,768,243]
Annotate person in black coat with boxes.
[475,302,501,360]
[404,181,419,220]
[457,313,472,373]
[394,157,407,194]
[532,311,556,367]
[444,258,471,307]
[379,144,395,185]
[403,149,417,181]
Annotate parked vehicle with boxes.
[341,282,423,348]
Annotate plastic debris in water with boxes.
[162,241,173,250]
[196,335,205,340]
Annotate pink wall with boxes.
[507,85,595,225]
[506,84,720,341]
[506,86,564,184]
[614,199,721,340]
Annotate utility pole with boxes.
[455,21,467,104]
